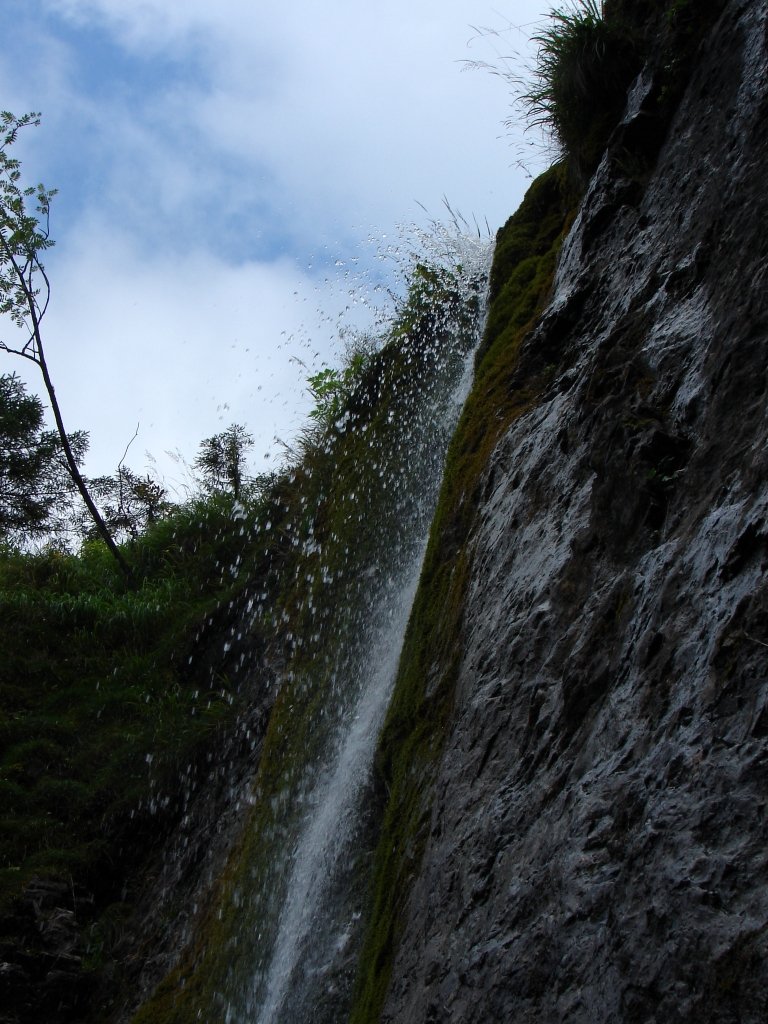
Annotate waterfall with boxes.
[252,558,424,1024]
[215,229,493,1024]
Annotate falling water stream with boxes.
[253,557,424,1024]
[221,229,493,1024]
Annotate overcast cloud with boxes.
[1,0,548,488]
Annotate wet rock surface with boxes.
[383,3,768,1022]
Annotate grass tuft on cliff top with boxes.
[522,0,729,182]
[523,0,642,179]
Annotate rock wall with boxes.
[380,2,768,1020]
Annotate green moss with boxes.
[348,164,574,1024]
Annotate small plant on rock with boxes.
[523,0,641,179]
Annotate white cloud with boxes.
[21,219,347,488]
[36,0,546,239]
[2,0,550,483]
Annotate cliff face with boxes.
[16,4,765,1021]
[376,2,768,1020]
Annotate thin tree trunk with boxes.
[35,326,133,579]
[11,249,133,579]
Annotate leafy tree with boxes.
[0,371,87,544]
[306,341,374,429]
[194,423,255,501]
[0,111,131,575]
[78,465,170,543]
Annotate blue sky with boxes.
[1,0,549,489]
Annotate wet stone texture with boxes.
[383,2,768,1022]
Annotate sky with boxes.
[0,0,550,493]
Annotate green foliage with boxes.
[1,112,132,575]
[523,1,642,178]
[130,256,486,1024]
[0,481,283,920]
[0,372,86,543]
[1,372,171,550]
[393,262,470,337]
[193,423,255,501]
[305,263,473,433]
[79,465,170,543]
[306,346,371,429]
[0,111,56,334]
[3,300,477,1010]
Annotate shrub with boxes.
[524,0,642,178]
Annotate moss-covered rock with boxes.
[348,163,575,1024]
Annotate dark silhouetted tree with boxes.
[0,371,87,545]
[79,465,169,543]
[194,423,254,501]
